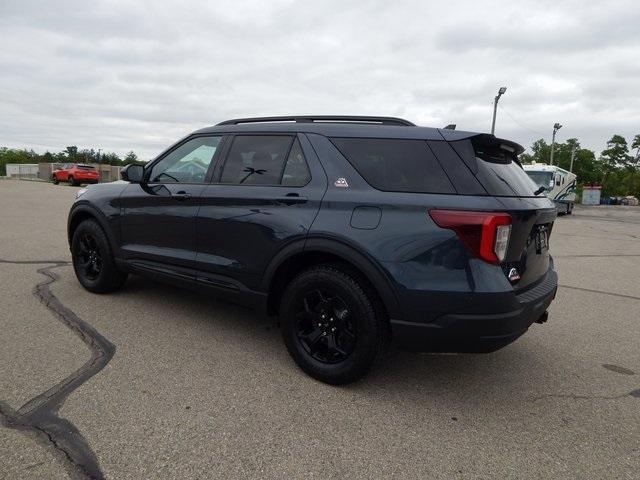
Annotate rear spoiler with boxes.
[438,130,525,155]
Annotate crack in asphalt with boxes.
[587,224,640,240]
[558,284,640,301]
[0,259,114,480]
[531,389,640,402]
[567,214,640,226]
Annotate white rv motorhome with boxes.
[523,163,577,215]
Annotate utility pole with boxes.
[549,123,562,165]
[569,144,577,172]
[98,148,103,183]
[491,87,507,135]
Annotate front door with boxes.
[195,133,327,290]
[119,135,223,271]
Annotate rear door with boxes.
[58,164,71,181]
[194,133,327,291]
[119,135,224,271]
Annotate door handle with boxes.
[276,193,308,205]
[172,191,192,201]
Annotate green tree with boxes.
[521,139,550,164]
[102,152,122,166]
[600,135,631,170]
[124,151,138,164]
[0,147,37,176]
[598,135,638,197]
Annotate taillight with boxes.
[429,210,512,264]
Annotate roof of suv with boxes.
[193,116,524,153]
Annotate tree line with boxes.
[0,145,145,176]
[520,134,640,199]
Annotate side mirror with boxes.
[121,164,144,183]
[554,173,561,186]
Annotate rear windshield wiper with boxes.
[533,186,546,196]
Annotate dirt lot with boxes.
[1,180,639,479]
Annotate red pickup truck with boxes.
[52,164,99,186]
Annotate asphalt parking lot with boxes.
[1,180,638,480]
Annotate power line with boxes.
[497,104,546,136]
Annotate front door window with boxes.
[149,136,221,184]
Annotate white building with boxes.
[582,185,602,205]
[5,164,39,179]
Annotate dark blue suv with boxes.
[68,116,558,384]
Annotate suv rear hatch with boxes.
[446,132,556,289]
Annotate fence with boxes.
[5,164,40,179]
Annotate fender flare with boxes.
[67,203,122,257]
[260,236,403,321]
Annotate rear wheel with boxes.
[279,265,387,385]
[68,175,76,186]
[71,219,127,293]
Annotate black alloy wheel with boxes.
[280,265,388,385]
[295,289,357,364]
[76,232,103,281]
[71,219,127,293]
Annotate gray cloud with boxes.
[1,0,639,159]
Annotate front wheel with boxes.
[279,265,387,385]
[52,175,59,185]
[71,219,127,293]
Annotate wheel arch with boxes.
[68,204,121,257]
[263,237,402,321]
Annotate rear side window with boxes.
[77,165,95,170]
[450,137,538,197]
[281,139,311,186]
[331,138,455,194]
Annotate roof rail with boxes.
[216,115,415,127]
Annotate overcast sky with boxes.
[1,0,639,160]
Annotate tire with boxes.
[567,203,573,215]
[279,264,388,385]
[68,176,76,186]
[71,219,127,293]
[52,175,59,185]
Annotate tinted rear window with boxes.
[451,137,538,197]
[331,138,455,194]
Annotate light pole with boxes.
[569,144,577,172]
[549,123,562,165]
[491,86,507,135]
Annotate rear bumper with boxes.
[76,177,99,184]
[391,268,558,353]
